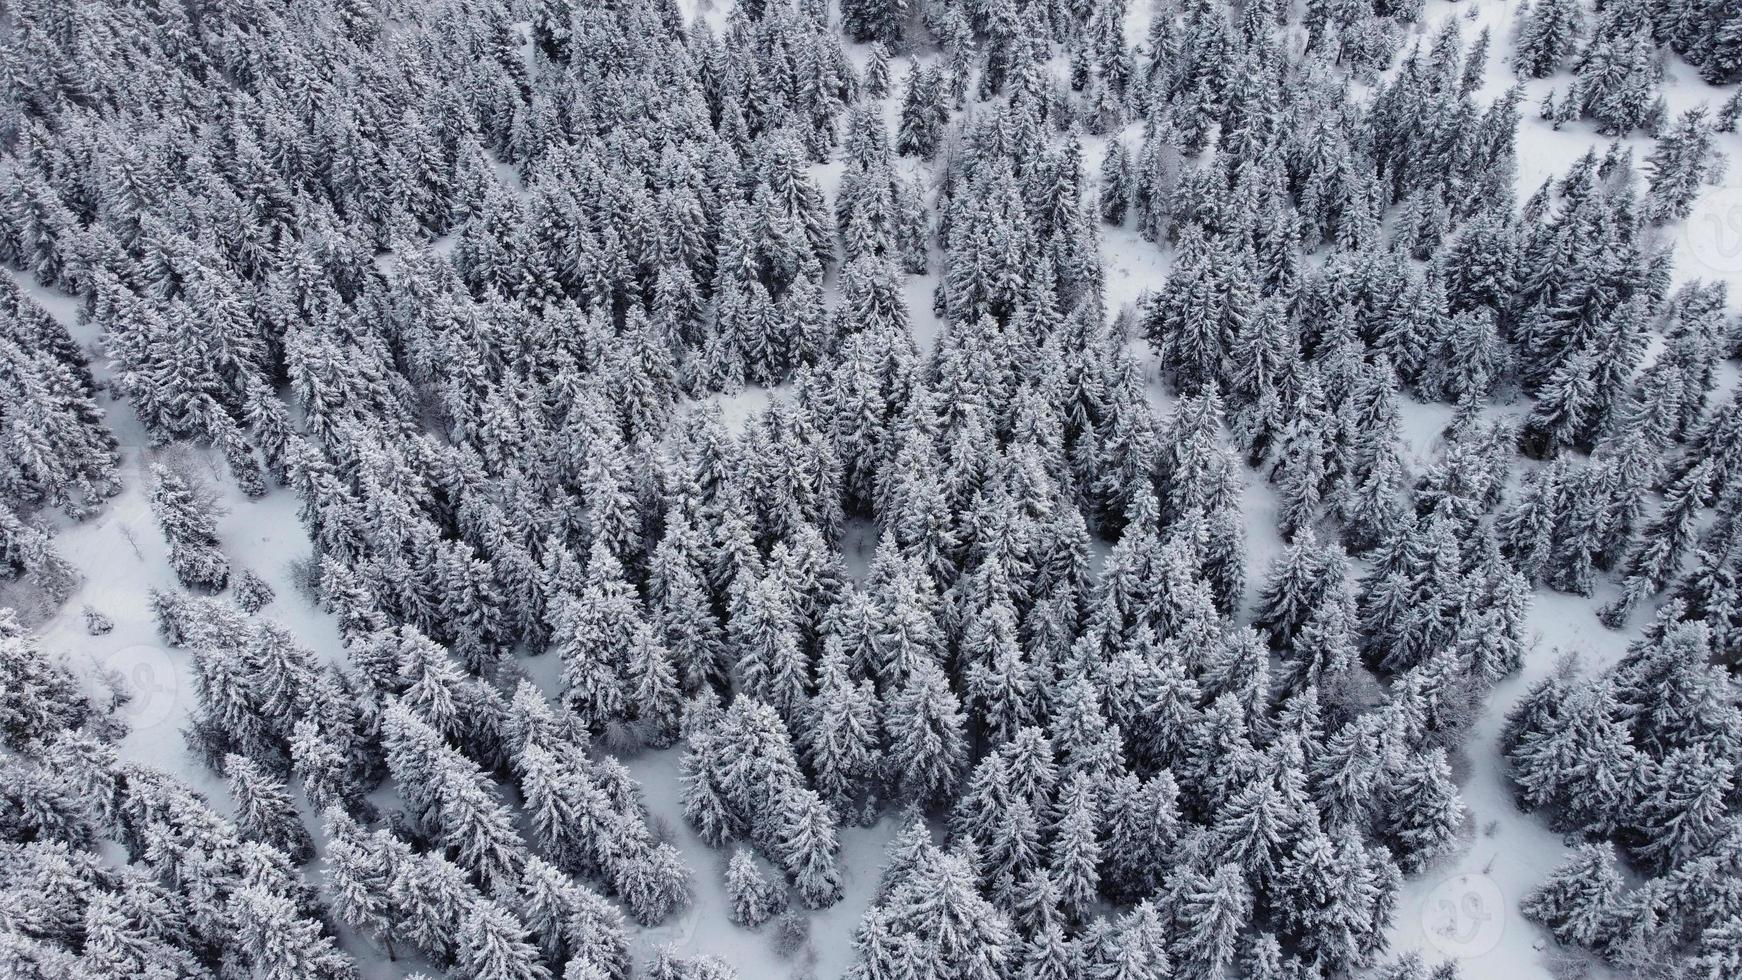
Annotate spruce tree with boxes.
[775,783,844,909]
[1173,863,1253,980]
[1520,843,1624,949]
[1380,748,1466,872]
[1644,107,1723,223]
[148,465,229,591]
[1515,0,1583,78]
[1048,771,1103,923]
[225,754,314,864]
[842,0,906,46]
[725,847,786,927]
[885,658,967,805]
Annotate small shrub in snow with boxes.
[770,911,810,959]
[233,569,275,612]
[80,604,112,635]
[647,945,738,980]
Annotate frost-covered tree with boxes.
[225,753,313,864]
[1380,748,1466,871]
[725,848,786,927]
[1570,32,1662,134]
[148,465,229,590]
[1644,107,1724,223]
[849,840,1014,980]
[885,658,967,805]
[1515,0,1583,78]
[776,783,844,909]
[1520,843,1624,949]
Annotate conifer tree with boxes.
[1644,107,1723,223]
[885,658,967,805]
[1380,748,1466,872]
[864,43,893,100]
[1099,140,1131,225]
[897,64,948,159]
[850,842,1013,980]
[1515,0,1583,78]
[842,0,906,46]
[626,624,683,749]
[457,901,550,980]
[225,753,313,864]
[1173,862,1252,980]
[228,885,359,980]
[775,783,844,909]
[803,642,882,812]
[322,811,406,961]
[556,545,638,729]
[148,465,229,591]
[1520,843,1624,949]
[726,848,786,927]
[1571,33,1662,134]
[1629,745,1734,872]
[1049,771,1103,923]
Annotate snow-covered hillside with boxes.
[3,1,1741,980]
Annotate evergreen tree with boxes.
[228,885,359,980]
[850,842,1014,980]
[1515,0,1583,78]
[1571,32,1662,134]
[626,624,683,749]
[885,658,967,805]
[556,544,637,729]
[775,783,844,909]
[457,901,550,980]
[1173,863,1253,980]
[897,65,948,159]
[1521,348,1599,457]
[803,641,882,812]
[865,43,893,100]
[1520,843,1624,949]
[148,465,229,591]
[1099,140,1131,225]
[1049,772,1103,923]
[1380,748,1466,872]
[322,811,407,961]
[225,754,313,864]
[725,848,786,927]
[1629,745,1734,872]
[1644,107,1723,223]
[842,0,906,46]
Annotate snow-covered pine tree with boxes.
[725,847,787,927]
[1514,0,1583,78]
[885,658,967,805]
[1520,842,1624,949]
[1644,107,1724,223]
[148,465,229,590]
[225,753,313,864]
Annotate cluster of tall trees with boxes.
[1508,610,1742,975]
[0,0,1738,977]
[0,275,116,606]
[1515,0,1742,88]
[1,611,356,978]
